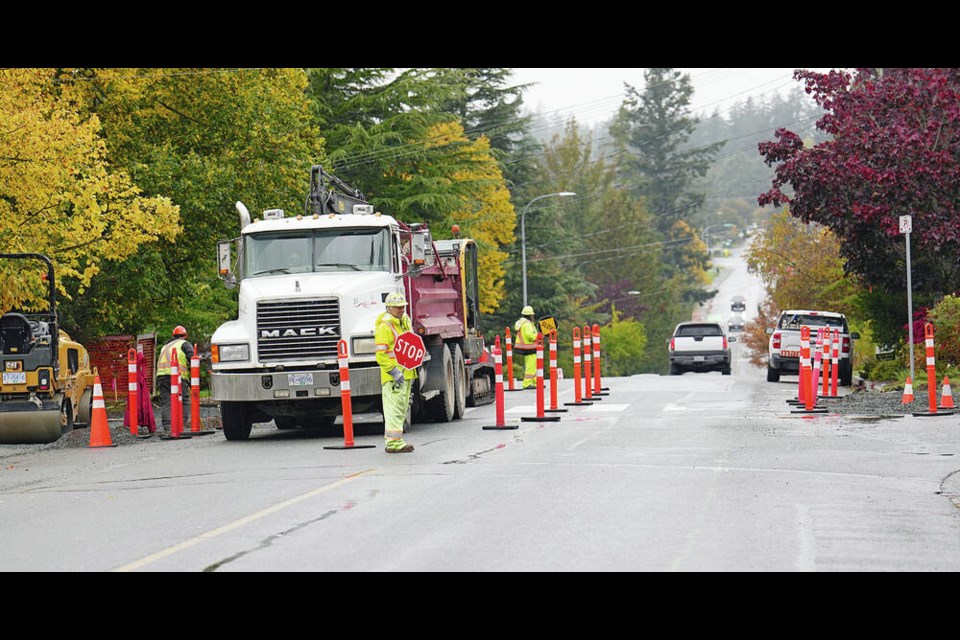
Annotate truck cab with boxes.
[210,166,493,440]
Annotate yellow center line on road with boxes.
[114,468,375,572]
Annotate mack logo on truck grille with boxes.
[257,298,340,362]
[260,327,337,338]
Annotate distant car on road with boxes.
[668,321,734,376]
[728,312,745,333]
[730,295,746,312]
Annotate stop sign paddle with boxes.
[394,332,425,370]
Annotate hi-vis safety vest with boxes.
[157,339,190,380]
[514,317,538,353]
[375,312,418,383]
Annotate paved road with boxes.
[1,252,958,572]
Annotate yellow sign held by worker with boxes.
[538,316,557,336]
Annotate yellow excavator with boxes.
[0,253,95,443]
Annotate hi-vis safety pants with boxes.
[523,353,537,388]
[382,379,412,444]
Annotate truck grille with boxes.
[257,298,340,362]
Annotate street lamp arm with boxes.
[520,191,576,307]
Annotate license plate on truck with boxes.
[288,373,314,387]
[780,350,799,358]
[3,372,26,384]
[694,356,705,362]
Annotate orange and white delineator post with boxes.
[127,349,138,436]
[592,324,609,396]
[325,340,375,449]
[504,327,520,392]
[791,325,826,414]
[546,330,567,413]
[190,343,201,433]
[565,326,593,407]
[483,336,517,430]
[912,323,954,416]
[830,328,840,397]
[820,328,831,397]
[170,357,183,437]
[582,325,596,401]
[521,334,560,423]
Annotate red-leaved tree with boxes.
[758,69,960,343]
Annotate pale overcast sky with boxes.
[510,68,818,126]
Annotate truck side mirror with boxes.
[217,239,237,289]
[850,332,860,339]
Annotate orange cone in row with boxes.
[940,376,954,409]
[89,375,117,448]
[902,376,914,404]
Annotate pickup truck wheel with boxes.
[722,367,731,376]
[767,365,780,382]
[669,364,682,375]
[840,362,853,387]
[428,344,456,422]
[221,401,253,441]
[452,343,467,420]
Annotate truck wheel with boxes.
[670,364,682,375]
[452,343,467,420]
[722,367,731,375]
[221,401,253,441]
[429,344,455,422]
[840,362,853,387]
[767,365,780,382]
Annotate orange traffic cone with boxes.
[940,376,954,409]
[901,376,914,404]
[89,375,117,448]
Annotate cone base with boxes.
[545,408,568,413]
[564,401,594,406]
[89,443,118,448]
[185,430,217,436]
[591,391,610,396]
[483,425,519,430]
[159,433,193,440]
[790,407,829,414]
[911,410,956,417]
[324,444,376,449]
[521,415,562,422]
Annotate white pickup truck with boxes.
[668,321,733,375]
[765,309,859,385]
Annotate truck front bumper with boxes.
[211,366,382,402]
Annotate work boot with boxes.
[385,440,414,453]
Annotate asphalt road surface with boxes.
[1,253,958,572]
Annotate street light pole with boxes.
[521,191,576,307]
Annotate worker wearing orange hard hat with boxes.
[156,325,194,435]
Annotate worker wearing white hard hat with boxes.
[514,305,539,389]
[375,291,417,452]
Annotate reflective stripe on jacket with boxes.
[375,312,418,384]
[157,339,190,379]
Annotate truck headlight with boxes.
[352,336,377,355]
[215,344,250,362]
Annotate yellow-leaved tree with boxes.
[0,68,180,313]
[422,121,515,313]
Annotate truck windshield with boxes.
[245,228,390,278]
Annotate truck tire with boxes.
[428,344,455,422]
[221,401,253,441]
[840,362,853,387]
[452,343,467,420]
[274,416,298,430]
[670,364,682,375]
[767,364,780,382]
[722,367,731,376]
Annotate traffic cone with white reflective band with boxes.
[564,326,592,407]
[940,376,954,410]
[88,374,117,448]
[902,377,914,404]
[545,330,567,413]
